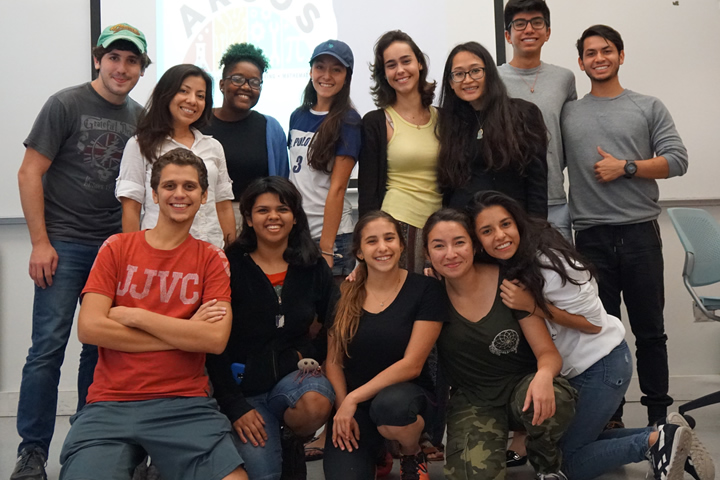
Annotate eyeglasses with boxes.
[508,16,547,31]
[450,67,485,83]
[224,74,262,90]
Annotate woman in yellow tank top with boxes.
[358,30,442,274]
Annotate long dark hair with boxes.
[469,191,594,319]
[332,211,406,357]
[229,177,319,267]
[436,42,547,189]
[301,56,357,174]
[136,64,214,162]
[370,30,435,108]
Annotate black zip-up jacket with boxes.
[206,250,339,422]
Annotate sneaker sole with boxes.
[665,426,693,480]
[667,413,716,480]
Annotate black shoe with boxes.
[10,448,47,480]
[648,424,692,480]
[280,427,308,480]
[507,449,528,467]
[664,412,715,480]
[399,451,429,480]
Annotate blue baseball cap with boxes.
[310,40,354,71]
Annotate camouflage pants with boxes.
[444,374,577,480]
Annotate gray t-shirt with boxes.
[499,62,577,205]
[561,89,688,230]
[24,82,142,244]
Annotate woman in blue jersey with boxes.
[288,39,361,279]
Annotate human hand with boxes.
[190,299,227,323]
[345,265,359,282]
[332,397,360,451]
[423,267,442,281]
[500,279,537,314]
[233,409,268,447]
[594,146,626,183]
[108,306,136,327]
[28,241,58,288]
[523,371,556,425]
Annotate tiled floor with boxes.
[2,401,718,479]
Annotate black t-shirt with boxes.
[438,280,537,407]
[331,273,446,394]
[201,111,268,200]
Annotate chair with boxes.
[667,207,720,414]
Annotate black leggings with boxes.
[323,382,435,480]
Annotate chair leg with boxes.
[678,390,720,414]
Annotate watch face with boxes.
[626,162,637,175]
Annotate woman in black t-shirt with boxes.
[323,211,444,480]
[423,208,575,480]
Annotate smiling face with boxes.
[169,75,206,131]
[152,164,207,225]
[383,41,422,96]
[579,35,624,83]
[426,221,475,280]
[310,54,347,107]
[220,61,262,113]
[246,192,296,248]
[505,11,550,58]
[92,48,144,105]
[450,50,486,110]
[474,206,521,261]
[357,218,404,274]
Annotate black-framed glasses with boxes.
[224,74,262,90]
[450,67,485,83]
[508,16,546,31]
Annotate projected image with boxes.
[159,0,339,127]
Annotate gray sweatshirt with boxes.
[499,62,577,205]
[561,89,688,230]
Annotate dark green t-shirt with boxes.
[438,285,536,407]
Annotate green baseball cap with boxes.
[97,23,147,54]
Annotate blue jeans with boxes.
[548,203,573,243]
[236,370,334,480]
[315,233,355,277]
[561,341,653,480]
[17,240,100,456]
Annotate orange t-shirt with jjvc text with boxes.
[82,231,231,403]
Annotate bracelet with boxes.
[321,250,334,257]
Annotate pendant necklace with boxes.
[369,273,402,309]
[475,111,485,140]
[521,65,542,94]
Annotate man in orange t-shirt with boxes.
[59,148,248,480]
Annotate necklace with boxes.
[520,65,542,94]
[474,111,485,140]
[368,273,402,309]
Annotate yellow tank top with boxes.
[381,106,442,228]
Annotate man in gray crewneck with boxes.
[562,25,688,426]
[499,0,576,241]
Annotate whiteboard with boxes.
[521,0,720,201]
[0,0,495,220]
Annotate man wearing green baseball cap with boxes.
[12,23,151,480]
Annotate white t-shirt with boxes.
[116,128,233,248]
[539,254,626,379]
[288,108,361,239]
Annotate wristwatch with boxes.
[624,160,637,179]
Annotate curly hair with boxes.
[219,43,270,78]
[369,30,435,108]
[469,191,595,319]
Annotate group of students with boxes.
[11,1,711,480]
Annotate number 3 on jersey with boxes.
[293,155,303,173]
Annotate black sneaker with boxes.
[664,412,715,480]
[10,448,47,480]
[399,451,429,480]
[536,472,568,480]
[647,424,693,480]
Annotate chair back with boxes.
[668,207,720,287]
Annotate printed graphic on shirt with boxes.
[489,329,520,356]
[117,267,201,305]
[79,115,135,188]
